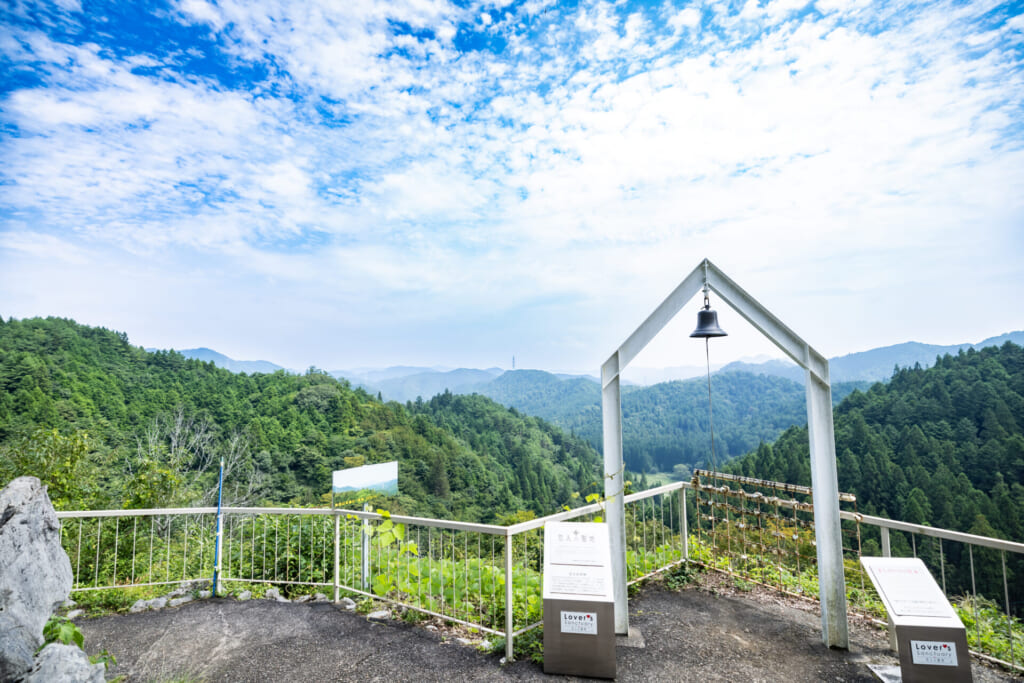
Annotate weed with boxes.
[664,563,700,591]
[41,615,117,670]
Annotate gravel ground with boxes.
[78,573,1021,682]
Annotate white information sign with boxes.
[560,611,598,635]
[861,557,955,618]
[911,640,958,667]
[543,522,613,602]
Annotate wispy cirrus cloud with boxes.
[1,0,1021,369]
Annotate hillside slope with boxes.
[726,342,1024,599]
[0,317,601,521]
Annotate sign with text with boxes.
[331,461,398,508]
[861,556,956,619]
[860,556,972,683]
[560,611,598,635]
[543,522,613,602]
[911,640,958,667]
[542,521,616,678]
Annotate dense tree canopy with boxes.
[726,343,1024,601]
[482,368,867,474]
[727,343,1024,538]
[0,317,602,521]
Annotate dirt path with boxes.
[78,575,1020,682]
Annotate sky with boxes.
[1,0,1022,376]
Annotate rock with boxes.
[264,588,290,602]
[169,596,192,608]
[129,599,150,613]
[199,590,211,599]
[294,594,311,603]
[367,609,391,622]
[237,590,252,601]
[0,615,36,683]
[456,637,473,646]
[66,609,84,620]
[312,593,328,602]
[479,640,492,651]
[149,597,167,610]
[167,579,208,598]
[24,643,104,683]
[0,477,73,681]
[425,625,438,631]
[339,597,356,611]
[61,599,77,609]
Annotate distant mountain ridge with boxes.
[150,347,287,375]
[166,330,1023,402]
[719,331,1024,384]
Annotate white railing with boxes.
[56,480,1023,670]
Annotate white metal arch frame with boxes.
[601,258,849,648]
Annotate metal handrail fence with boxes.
[55,479,1023,669]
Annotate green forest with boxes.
[3,315,1023,548]
[0,317,603,521]
[481,368,868,476]
[726,342,1024,542]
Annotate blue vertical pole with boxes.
[212,458,225,596]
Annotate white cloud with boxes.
[2,0,1022,368]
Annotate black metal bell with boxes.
[690,304,727,338]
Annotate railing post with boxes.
[881,527,891,557]
[680,487,689,561]
[333,512,341,603]
[505,532,514,661]
[212,459,225,595]
[361,503,370,592]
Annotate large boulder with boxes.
[25,644,104,683]
[0,477,73,681]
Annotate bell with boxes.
[690,304,727,338]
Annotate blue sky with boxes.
[1,0,1022,375]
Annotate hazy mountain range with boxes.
[159,331,1022,474]
[168,330,1023,402]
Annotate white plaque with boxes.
[560,611,598,635]
[861,557,955,618]
[910,640,958,666]
[543,522,613,601]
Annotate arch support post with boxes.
[600,258,850,647]
[602,352,629,634]
[806,368,849,648]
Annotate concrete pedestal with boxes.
[543,599,616,678]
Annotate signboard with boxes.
[331,461,398,508]
[543,522,614,602]
[861,557,956,619]
[860,556,973,683]
[542,521,616,678]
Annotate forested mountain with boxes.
[477,369,868,475]
[0,317,602,521]
[727,342,1024,543]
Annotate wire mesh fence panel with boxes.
[624,492,685,584]
[220,513,336,588]
[690,470,859,599]
[59,512,217,591]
